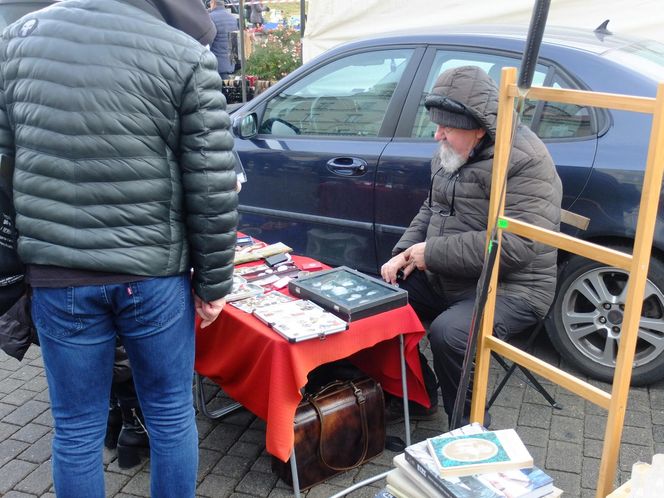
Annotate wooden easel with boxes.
[470,66,664,498]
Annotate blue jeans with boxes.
[32,274,197,498]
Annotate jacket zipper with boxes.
[437,173,459,236]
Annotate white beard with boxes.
[437,142,467,174]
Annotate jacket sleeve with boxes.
[392,201,432,255]
[0,38,14,159]
[180,50,238,302]
[424,154,555,277]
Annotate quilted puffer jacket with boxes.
[393,66,562,317]
[0,0,238,301]
[209,5,239,75]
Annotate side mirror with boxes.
[233,113,258,139]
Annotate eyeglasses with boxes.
[424,94,468,114]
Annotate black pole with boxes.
[238,0,247,103]
[299,0,305,40]
[518,0,551,91]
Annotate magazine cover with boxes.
[427,429,533,477]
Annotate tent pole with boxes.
[238,0,247,102]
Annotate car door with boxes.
[235,47,422,272]
[374,47,600,270]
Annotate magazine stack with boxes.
[376,423,562,498]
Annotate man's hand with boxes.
[403,242,427,271]
[381,252,410,285]
[194,295,227,329]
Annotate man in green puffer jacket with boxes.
[0,0,237,496]
[381,66,562,426]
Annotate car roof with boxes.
[312,24,664,84]
[337,24,649,56]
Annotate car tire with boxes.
[546,246,664,385]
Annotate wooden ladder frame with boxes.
[471,67,664,498]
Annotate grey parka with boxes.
[0,0,238,302]
[394,66,562,317]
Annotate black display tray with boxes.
[288,266,408,322]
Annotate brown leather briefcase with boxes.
[272,376,386,490]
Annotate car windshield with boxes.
[606,40,664,81]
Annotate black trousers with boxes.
[400,270,539,420]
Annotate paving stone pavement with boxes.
[1,333,661,498]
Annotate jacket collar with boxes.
[116,0,165,21]
[113,0,216,45]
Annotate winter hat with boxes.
[424,93,480,130]
[424,68,482,130]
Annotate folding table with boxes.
[194,255,429,496]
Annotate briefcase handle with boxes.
[309,380,370,471]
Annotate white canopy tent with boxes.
[302,0,664,62]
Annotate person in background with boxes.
[0,0,238,497]
[209,0,240,80]
[104,342,150,470]
[250,0,269,27]
[381,66,562,427]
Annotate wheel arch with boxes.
[546,235,664,385]
[555,234,664,271]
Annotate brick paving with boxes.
[0,333,660,498]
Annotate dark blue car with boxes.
[231,25,664,384]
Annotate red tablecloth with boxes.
[194,256,428,462]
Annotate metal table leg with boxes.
[399,333,411,447]
[194,372,243,419]
[327,334,411,498]
[290,445,302,498]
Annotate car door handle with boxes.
[326,157,367,176]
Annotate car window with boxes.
[259,49,414,137]
[529,72,593,139]
[411,50,593,140]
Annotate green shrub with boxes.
[245,26,302,81]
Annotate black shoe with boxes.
[385,397,438,424]
[104,402,122,450]
[117,406,150,469]
[385,435,406,452]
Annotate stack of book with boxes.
[379,423,562,498]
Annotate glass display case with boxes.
[288,266,408,321]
